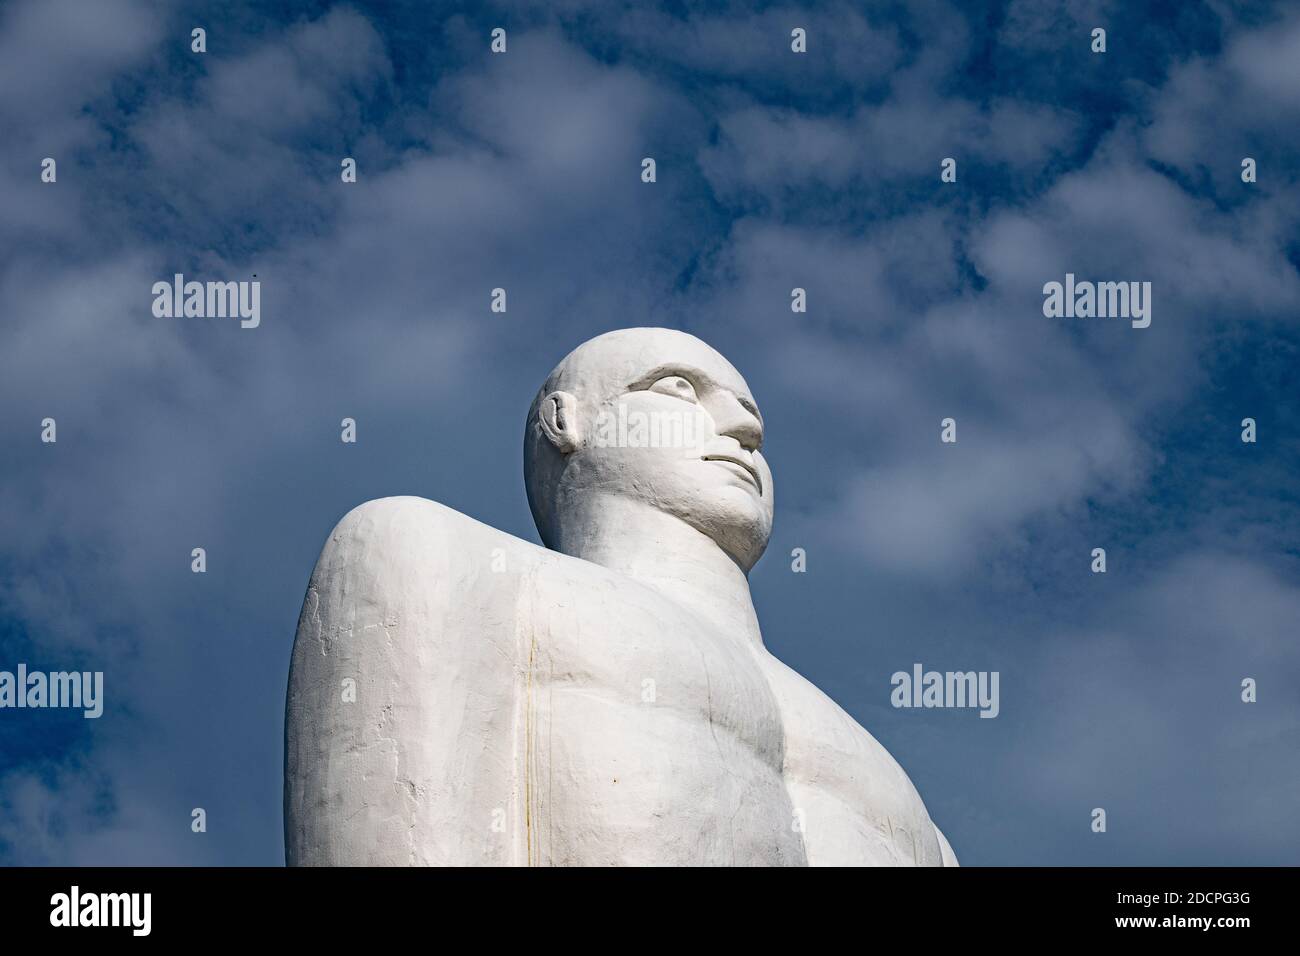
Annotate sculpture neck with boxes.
[550,494,764,648]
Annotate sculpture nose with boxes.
[712,393,763,452]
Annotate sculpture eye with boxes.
[647,375,699,403]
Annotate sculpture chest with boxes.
[516,559,807,866]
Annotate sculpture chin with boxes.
[560,443,774,573]
[674,481,772,573]
[697,511,770,573]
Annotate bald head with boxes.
[524,328,773,571]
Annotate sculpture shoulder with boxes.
[318,495,523,562]
[761,650,909,776]
[933,823,960,866]
[297,496,544,657]
[311,496,543,586]
[759,652,952,865]
[763,654,941,820]
[316,497,641,601]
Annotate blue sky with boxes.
[1,0,1297,865]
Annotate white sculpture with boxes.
[284,328,957,866]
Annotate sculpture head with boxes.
[525,328,773,572]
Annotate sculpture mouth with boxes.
[702,454,762,493]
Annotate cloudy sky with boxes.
[1,0,1297,865]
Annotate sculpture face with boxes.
[526,328,774,571]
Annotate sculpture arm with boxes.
[283,496,524,865]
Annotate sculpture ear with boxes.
[538,390,580,454]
